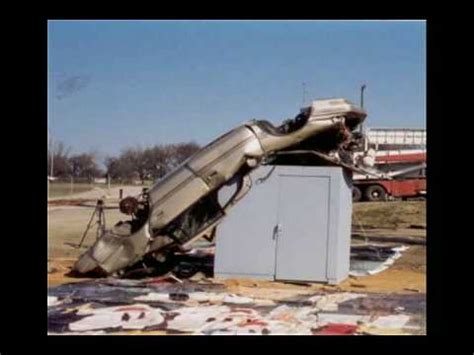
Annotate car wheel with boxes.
[352,186,362,202]
[365,185,387,202]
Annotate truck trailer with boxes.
[352,128,426,202]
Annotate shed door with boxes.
[214,166,279,279]
[274,175,330,282]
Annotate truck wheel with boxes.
[365,185,387,202]
[352,186,362,202]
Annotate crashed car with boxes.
[74,98,366,276]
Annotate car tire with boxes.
[365,185,387,202]
[352,186,362,202]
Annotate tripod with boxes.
[77,199,106,248]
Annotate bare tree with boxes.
[173,142,200,166]
[104,156,123,181]
[104,142,201,183]
[47,141,72,177]
[69,153,102,179]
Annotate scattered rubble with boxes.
[48,277,425,335]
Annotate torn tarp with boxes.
[350,245,409,276]
[69,304,165,332]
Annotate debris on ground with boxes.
[368,314,410,329]
[48,277,425,335]
[48,296,63,307]
[350,245,409,276]
[69,304,165,332]
[312,323,359,335]
[308,292,366,311]
[352,234,426,245]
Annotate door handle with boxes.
[272,224,282,240]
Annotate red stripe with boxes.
[375,153,426,163]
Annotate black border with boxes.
[3,14,450,353]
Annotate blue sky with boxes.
[48,20,426,160]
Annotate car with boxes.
[74,98,367,276]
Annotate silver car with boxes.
[74,98,366,276]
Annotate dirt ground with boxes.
[48,193,426,294]
[353,201,426,230]
[48,207,124,259]
[48,185,146,258]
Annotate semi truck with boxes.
[352,128,426,202]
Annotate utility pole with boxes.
[48,116,54,200]
[48,74,56,181]
[360,84,367,134]
[360,84,366,109]
[50,136,54,178]
[48,108,54,179]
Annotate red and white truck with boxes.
[352,128,426,202]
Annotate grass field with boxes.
[48,181,154,198]
[48,182,98,198]
[353,200,426,229]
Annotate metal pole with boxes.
[48,74,57,181]
[50,136,54,178]
[78,206,98,248]
[48,136,51,199]
[360,84,367,135]
[360,84,366,109]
